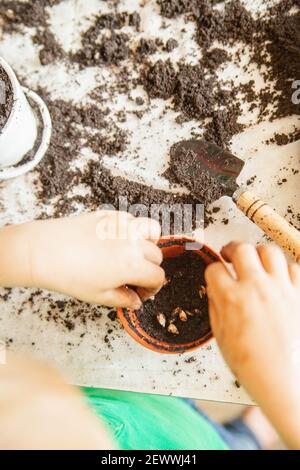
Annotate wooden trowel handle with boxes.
[235,190,300,263]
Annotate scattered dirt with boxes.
[144,59,177,100]
[266,129,300,146]
[1,0,299,331]
[165,38,178,52]
[157,0,218,19]
[0,64,13,129]
[136,38,158,60]
[72,31,131,67]
[35,87,127,204]
[80,161,202,231]
[143,58,244,148]
[0,0,62,30]
[203,107,243,149]
[156,0,300,127]
[34,28,66,65]
[201,47,229,70]
[136,251,210,344]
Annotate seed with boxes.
[173,307,181,314]
[186,310,195,317]
[5,9,15,19]
[168,323,179,335]
[156,313,166,328]
[173,307,184,316]
[179,310,187,322]
[199,285,207,299]
[170,307,180,321]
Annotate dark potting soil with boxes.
[1,0,299,336]
[1,0,297,215]
[0,65,13,130]
[34,88,203,228]
[201,47,230,70]
[80,161,202,232]
[174,0,299,119]
[71,31,131,67]
[136,251,210,345]
[165,38,178,52]
[266,130,300,146]
[0,1,298,234]
[69,11,142,67]
[136,38,158,59]
[143,58,244,147]
[34,28,66,66]
[0,0,62,30]
[165,143,229,205]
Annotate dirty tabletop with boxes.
[0,0,299,405]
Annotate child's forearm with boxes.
[0,213,163,308]
[0,353,115,450]
[0,224,33,288]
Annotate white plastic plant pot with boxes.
[0,56,52,180]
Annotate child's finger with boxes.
[207,297,220,338]
[128,217,161,242]
[141,240,163,265]
[221,242,264,280]
[257,244,290,283]
[130,260,165,290]
[96,210,133,221]
[100,287,142,310]
[205,262,235,305]
[288,263,300,287]
[136,286,163,301]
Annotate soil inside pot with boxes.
[0,65,13,130]
[136,251,210,345]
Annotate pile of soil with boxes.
[80,161,202,232]
[0,0,298,214]
[266,129,300,146]
[0,64,13,130]
[155,0,300,124]
[136,251,210,345]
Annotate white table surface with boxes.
[0,0,299,405]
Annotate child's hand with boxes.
[2,211,164,309]
[0,353,114,449]
[205,242,300,449]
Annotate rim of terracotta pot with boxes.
[117,235,222,354]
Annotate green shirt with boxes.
[82,387,228,451]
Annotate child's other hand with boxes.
[0,353,114,449]
[27,211,164,308]
[205,242,300,449]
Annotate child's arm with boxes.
[0,211,164,449]
[0,353,115,450]
[205,242,300,449]
[0,211,164,308]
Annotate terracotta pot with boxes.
[118,236,222,354]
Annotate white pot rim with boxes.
[0,56,20,134]
[0,87,52,180]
